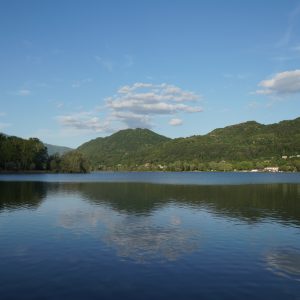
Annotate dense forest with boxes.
[78,117,300,172]
[1,117,300,173]
[0,134,89,173]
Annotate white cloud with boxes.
[57,111,110,133]
[255,70,300,95]
[169,118,183,126]
[112,111,152,128]
[57,82,202,134]
[107,82,202,127]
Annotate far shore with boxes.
[0,170,299,174]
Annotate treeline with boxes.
[47,151,90,173]
[95,158,300,172]
[0,134,90,173]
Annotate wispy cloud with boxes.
[124,54,134,68]
[95,56,114,72]
[255,70,300,95]
[71,78,92,88]
[57,111,111,133]
[276,3,300,47]
[222,73,250,80]
[13,89,31,96]
[0,123,11,131]
[247,101,261,110]
[56,102,64,109]
[169,118,183,126]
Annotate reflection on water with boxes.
[0,179,300,299]
[102,213,198,262]
[1,181,299,225]
[266,248,300,281]
[58,206,198,263]
[62,182,300,225]
[0,181,46,211]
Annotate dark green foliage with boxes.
[0,134,90,173]
[59,150,90,173]
[78,128,170,168]
[78,118,300,171]
[47,150,90,173]
[0,134,48,171]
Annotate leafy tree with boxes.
[59,151,90,173]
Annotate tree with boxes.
[60,151,90,173]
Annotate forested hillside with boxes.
[78,117,300,171]
[1,117,299,172]
[78,128,170,167]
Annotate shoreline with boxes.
[0,170,299,174]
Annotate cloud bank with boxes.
[57,83,202,133]
[256,70,300,95]
[106,82,202,127]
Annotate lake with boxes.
[0,172,300,299]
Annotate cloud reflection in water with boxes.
[265,248,300,281]
[58,206,199,263]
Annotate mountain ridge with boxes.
[78,128,170,167]
[77,117,300,171]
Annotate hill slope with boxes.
[145,117,300,163]
[78,128,170,167]
[77,118,300,171]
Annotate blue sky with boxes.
[1,0,300,147]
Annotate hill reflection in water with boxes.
[55,182,300,225]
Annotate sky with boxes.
[0,0,300,148]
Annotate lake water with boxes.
[0,172,300,299]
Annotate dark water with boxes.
[0,173,299,299]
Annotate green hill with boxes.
[145,117,300,164]
[77,118,300,171]
[78,128,170,168]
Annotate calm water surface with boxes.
[0,172,299,299]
